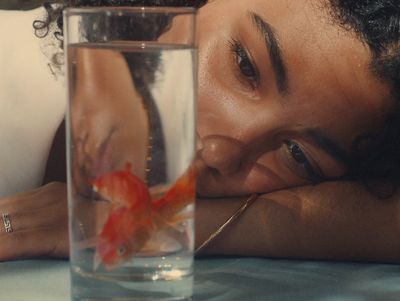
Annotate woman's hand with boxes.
[71,48,149,196]
[0,182,68,261]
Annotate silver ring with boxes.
[2,213,13,233]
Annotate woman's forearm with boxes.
[196,182,400,263]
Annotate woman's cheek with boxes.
[250,152,306,193]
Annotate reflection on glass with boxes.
[64,7,197,301]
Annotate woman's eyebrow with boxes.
[249,12,289,95]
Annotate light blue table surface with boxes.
[0,257,399,301]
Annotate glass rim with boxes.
[63,6,197,17]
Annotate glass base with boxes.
[71,272,193,301]
[70,255,193,301]
[72,296,192,301]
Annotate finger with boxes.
[5,200,67,234]
[0,226,69,260]
[0,183,69,260]
[0,213,13,234]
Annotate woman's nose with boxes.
[199,135,244,175]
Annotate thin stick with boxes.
[195,193,258,254]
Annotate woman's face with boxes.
[195,0,391,197]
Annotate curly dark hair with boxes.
[33,0,207,43]
[327,0,400,197]
[37,0,400,197]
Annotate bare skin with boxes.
[195,0,390,196]
[196,184,400,262]
[0,182,68,260]
[71,47,150,196]
[1,180,398,262]
[0,0,399,262]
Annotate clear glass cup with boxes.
[63,7,197,301]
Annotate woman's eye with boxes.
[287,141,307,164]
[229,39,260,89]
[285,140,323,184]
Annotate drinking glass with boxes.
[63,7,197,301]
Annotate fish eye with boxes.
[117,245,126,256]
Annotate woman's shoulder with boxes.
[0,7,64,82]
[0,7,46,47]
[0,7,64,95]
[0,7,66,197]
[0,6,65,131]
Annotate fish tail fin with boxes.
[152,168,196,215]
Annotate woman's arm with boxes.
[8,117,400,262]
[196,182,400,263]
[0,182,68,261]
[1,177,399,262]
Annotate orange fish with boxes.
[94,207,153,269]
[152,167,196,225]
[91,162,151,211]
[91,163,195,270]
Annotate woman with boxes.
[0,0,399,262]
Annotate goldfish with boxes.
[91,162,151,211]
[91,162,195,270]
[152,167,196,226]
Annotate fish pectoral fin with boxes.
[93,250,122,271]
